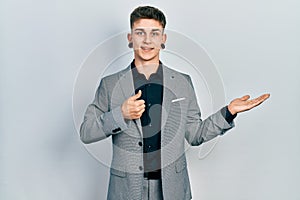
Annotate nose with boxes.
[143,33,151,44]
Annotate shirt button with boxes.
[139,166,143,171]
[148,103,151,106]
[138,142,143,146]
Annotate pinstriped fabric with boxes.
[82,65,235,200]
[143,179,163,200]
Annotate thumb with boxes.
[240,95,250,101]
[131,90,142,101]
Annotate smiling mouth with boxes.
[141,46,154,52]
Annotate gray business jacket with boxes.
[80,64,234,200]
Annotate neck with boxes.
[134,59,160,80]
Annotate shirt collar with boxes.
[131,60,163,79]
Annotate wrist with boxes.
[227,104,237,115]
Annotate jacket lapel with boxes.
[115,64,179,139]
[117,65,143,137]
[162,65,178,124]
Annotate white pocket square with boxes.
[171,97,186,103]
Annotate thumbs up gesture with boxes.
[121,90,145,120]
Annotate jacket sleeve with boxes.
[184,75,235,146]
[79,78,129,144]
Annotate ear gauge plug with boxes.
[128,43,133,48]
[161,43,165,49]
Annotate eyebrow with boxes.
[133,28,162,32]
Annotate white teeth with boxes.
[141,47,152,50]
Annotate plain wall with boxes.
[1,0,299,199]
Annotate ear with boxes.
[162,33,167,44]
[127,33,132,43]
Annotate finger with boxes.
[133,104,145,112]
[240,95,250,101]
[135,103,145,111]
[134,99,145,107]
[260,93,270,101]
[253,93,271,103]
[131,103,145,115]
[127,103,144,113]
[127,100,144,108]
[130,90,142,101]
[248,94,270,108]
[249,100,264,109]
[136,108,145,116]
[131,108,145,119]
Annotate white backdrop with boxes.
[1,0,300,199]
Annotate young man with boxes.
[80,6,270,200]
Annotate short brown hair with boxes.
[130,6,166,29]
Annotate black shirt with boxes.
[130,60,236,178]
[131,61,163,175]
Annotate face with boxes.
[128,19,167,63]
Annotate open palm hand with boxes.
[228,94,270,115]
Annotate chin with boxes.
[141,55,155,60]
[140,53,159,61]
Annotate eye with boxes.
[151,32,160,37]
[135,31,145,36]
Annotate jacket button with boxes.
[139,166,143,171]
[138,142,143,146]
